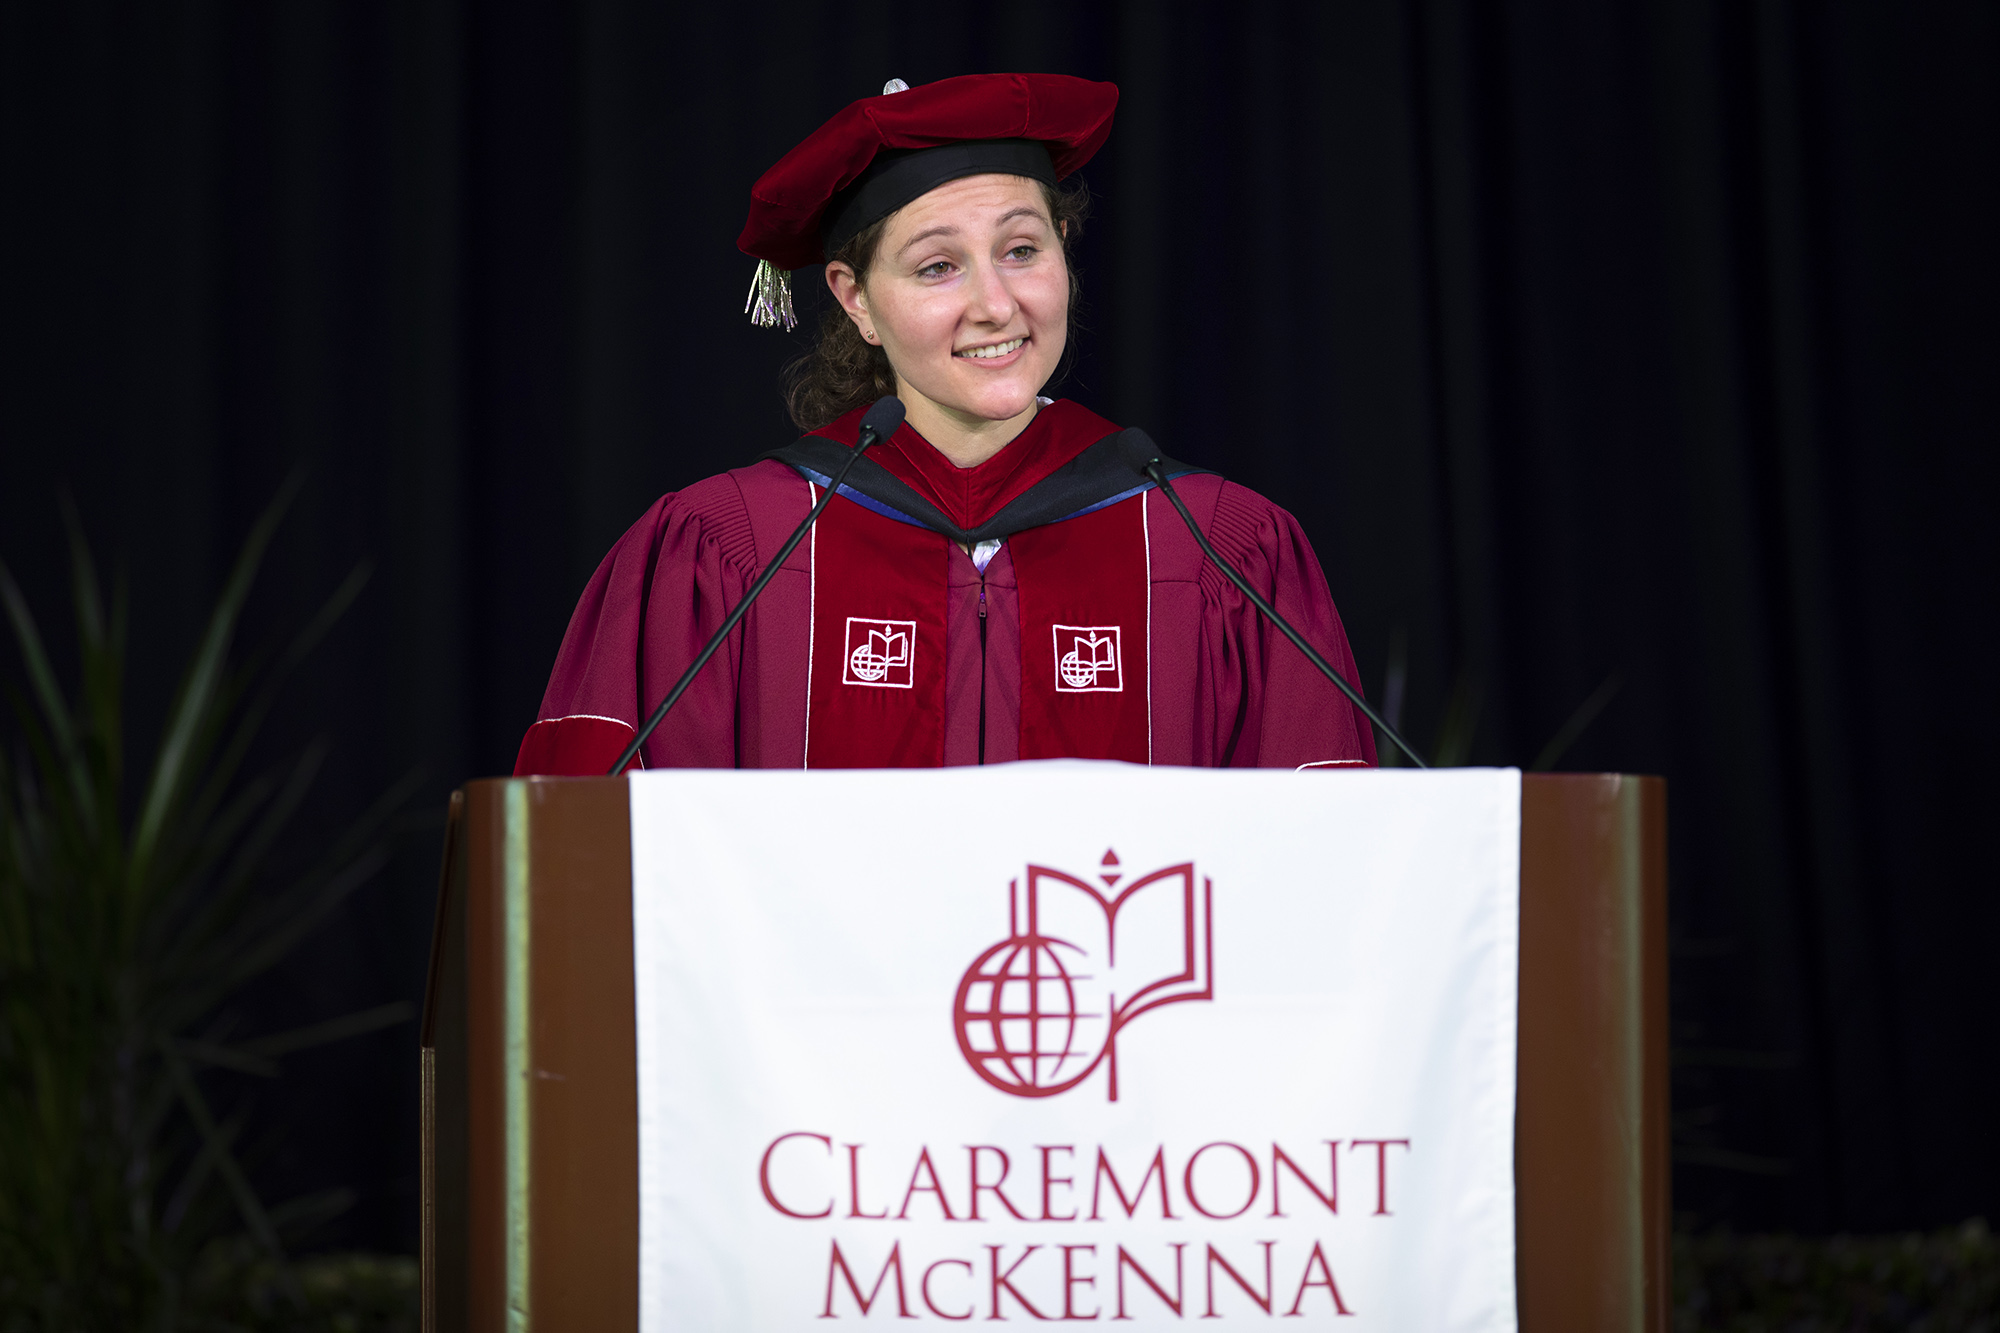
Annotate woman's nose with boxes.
[962,258,1017,326]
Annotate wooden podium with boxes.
[421,773,1667,1332]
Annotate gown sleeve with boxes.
[513,475,760,775]
[1200,482,1380,769]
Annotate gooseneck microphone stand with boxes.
[1142,457,1429,769]
[606,396,906,775]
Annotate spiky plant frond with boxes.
[0,489,415,1331]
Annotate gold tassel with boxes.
[744,259,797,331]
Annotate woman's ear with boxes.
[825,262,877,344]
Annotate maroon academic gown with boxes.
[515,400,1377,774]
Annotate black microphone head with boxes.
[1121,428,1163,478]
[856,395,906,447]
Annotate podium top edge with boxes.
[453,770,1662,796]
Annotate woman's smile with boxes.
[956,336,1028,361]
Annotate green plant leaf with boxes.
[1431,667,1483,768]
[195,562,370,853]
[0,559,80,780]
[237,1001,415,1060]
[175,1039,283,1080]
[160,1039,295,1285]
[1528,671,1622,773]
[131,473,301,887]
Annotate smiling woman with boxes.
[793,175,1088,458]
[832,171,1070,458]
[514,74,1379,774]
[827,175,1071,462]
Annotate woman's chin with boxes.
[924,367,1053,424]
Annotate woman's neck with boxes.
[896,385,1041,469]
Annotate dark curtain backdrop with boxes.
[3,1,1994,1254]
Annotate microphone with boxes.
[607,395,906,775]
[1140,456,1429,769]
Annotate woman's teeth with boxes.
[957,337,1025,360]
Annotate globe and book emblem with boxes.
[952,851,1213,1101]
[849,629,907,682]
[1052,624,1123,692]
[841,616,916,688]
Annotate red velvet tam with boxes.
[739,73,1119,273]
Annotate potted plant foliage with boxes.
[0,488,417,1331]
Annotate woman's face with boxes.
[828,173,1068,437]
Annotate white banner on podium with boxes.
[631,763,1520,1330]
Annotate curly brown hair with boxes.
[783,178,1089,432]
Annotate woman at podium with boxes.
[515,74,1378,774]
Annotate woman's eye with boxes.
[917,261,954,278]
[1007,245,1040,261]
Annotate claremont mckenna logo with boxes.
[843,617,915,688]
[1053,624,1123,692]
[953,851,1213,1101]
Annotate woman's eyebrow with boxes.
[896,207,1050,259]
[897,224,958,257]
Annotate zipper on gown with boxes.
[977,580,988,765]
